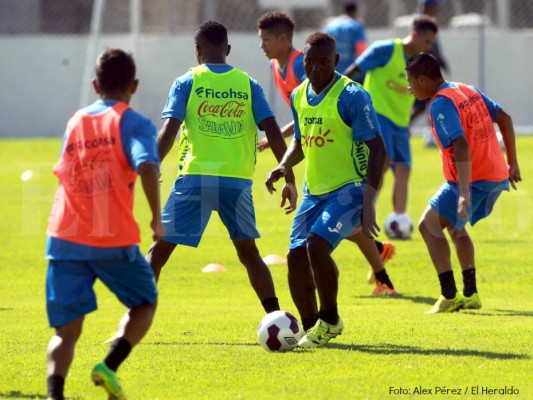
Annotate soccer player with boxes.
[266,32,387,347]
[344,15,438,227]
[405,52,521,313]
[323,1,367,82]
[45,49,163,400]
[148,21,297,315]
[258,10,397,295]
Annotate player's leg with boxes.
[419,183,466,313]
[448,226,480,309]
[391,125,411,215]
[151,181,213,280]
[287,246,318,330]
[46,260,96,400]
[393,163,410,214]
[92,252,158,399]
[350,229,397,295]
[218,184,279,312]
[232,238,280,313]
[46,317,84,400]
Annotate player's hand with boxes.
[280,182,298,214]
[265,166,286,194]
[361,204,380,238]
[258,137,270,152]
[458,192,470,220]
[151,219,166,242]
[509,162,522,190]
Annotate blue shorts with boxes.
[377,114,411,168]
[46,248,157,328]
[162,176,260,247]
[429,180,509,231]
[289,182,364,250]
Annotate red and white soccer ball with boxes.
[257,310,303,352]
[384,212,413,240]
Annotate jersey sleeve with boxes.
[249,77,275,126]
[429,96,465,148]
[338,83,382,142]
[293,53,307,83]
[355,40,394,73]
[121,110,160,171]
[161,71,193,121]
[290,90,301,140]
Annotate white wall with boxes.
[0,29,532,138]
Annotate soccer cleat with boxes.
[91,362,127,400]
[367,242,396,284]
[372,280,398,296]
[298,317,344,348]
[462,293,482,310]
[424,293,465,314]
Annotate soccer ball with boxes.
[384,212,413,239]
[257,310,303,352]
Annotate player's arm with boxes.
[451,135,471,220]
[495,108,521,189]
[138,162,165,241]
[265,136,304,193]
[362,136,386,238]
[262,116,298,213]
[343,62,362,80]
[157,117,182,162]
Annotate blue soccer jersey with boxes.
[291,72,381,143]
[355,40,396,74]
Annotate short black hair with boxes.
[96,48,135,93]
[195,20,228,47]
[257,11,295,36]
[412,14,438,34]
[305,32,336,49]
[344,2,357,14]
[405,52,443,79]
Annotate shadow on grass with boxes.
[0,392,80,400]
[0,392,46,399]
[462,309,533,317]
[325,343,530,360]
[355,294,435,305]
[0,308,14,311]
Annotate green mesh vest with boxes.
[178,65,257,179]
[363,39,414,127]
[294,76,369,195]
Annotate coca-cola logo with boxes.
[197,100,246,118]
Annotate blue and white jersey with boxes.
[291,72,381,142]
[324,16,367,73]
[355,40,397,74]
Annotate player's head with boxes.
[419,0,441,17]
[194,20,230,63]
[303,32,338,91]
[344,2,358,17]
[257,12,295,60]
[410,15,438,53]
[93,48,138,102]
[405,52,444,100]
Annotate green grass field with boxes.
[0,137,531,400]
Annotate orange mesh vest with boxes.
[47,102,141,247]
[430,83,508,183]
[272,49,303,107]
